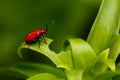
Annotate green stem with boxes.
[65,70,83,80]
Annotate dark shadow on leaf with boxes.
[21,48,56,66]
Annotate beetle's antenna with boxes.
[50,20,55,25]
[45,20,55,33]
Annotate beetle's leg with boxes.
[41,34,47,44]
[38,38,40,48]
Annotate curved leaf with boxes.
[27,73,65,80]
[93,49,115,75]
[105,59,115,72]
[92,49,109,75]
[68,38,96,70]
[96,49,109,61]
[17,38,69,70]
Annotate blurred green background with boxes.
[0,0,101,67]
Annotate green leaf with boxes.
[105,59,115,72]
[68,38,96,70]
[96,49,109,61]
[17,38,69,70]
[92,49,109,75]
[93,49,115,75]
[94,71,120,80]
[58,50,73,69]
[87,0,120,55]
[116,63,120,72]
[65,70,83,80]
[82,71,95,80]
[113,63,120,80]
[92,62,107,75]
[0,62,65,79]
[109,34,120,61]
[27,73,65,80]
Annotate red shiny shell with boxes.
[24,29,45,43]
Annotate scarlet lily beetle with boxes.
[24,25,48,47]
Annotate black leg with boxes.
[38,38,40,48]
[41,35,47,44]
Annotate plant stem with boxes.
[65,70,83,80]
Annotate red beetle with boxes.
[24,25,48,47]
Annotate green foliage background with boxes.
[1,0,120,80]
[0,0,100,66]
